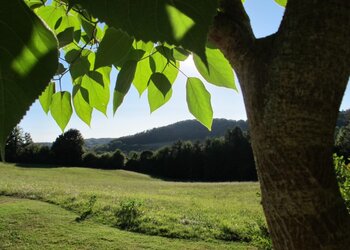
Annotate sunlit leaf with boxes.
[0,0,58,161]
[149,73,172,97]
[71,0,218,62]
[148,81,173,113]
[186,77,213,130]
[274,0,287,7]
[134,40,154,53]
[50,92,73,131]
[39,82,55,114]
[149,52,179,84]
[193,45,236,90]
[113,60,138,113]
[73,85,92,126]
[24,0,46,9]
[95,27,133,69]
[133,56,153,96]
[173,47,190,61]
[36,4,81,47]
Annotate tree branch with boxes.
[208,0,255,70]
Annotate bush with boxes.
[114,199,144,230]
[82,152,100,168]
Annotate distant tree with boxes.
[51,129,84,166]
[111,149,125,169]
[5,126,25,162]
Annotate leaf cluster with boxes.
[0,0,286,160]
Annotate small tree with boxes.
[51,129,84,166]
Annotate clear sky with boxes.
[20,0,350,142]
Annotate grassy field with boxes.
[0,163,270,249]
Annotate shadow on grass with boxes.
[15,163,64,169]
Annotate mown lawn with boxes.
[0,163,270,249]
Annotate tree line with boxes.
[3,109,349,181]
[2,126,257,181]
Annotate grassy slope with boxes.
[0,163,269,248]
[0,197,249,250]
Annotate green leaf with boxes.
[149,73,172,97]
[39,82,56,114]
[50,92,73,131]
[186,77,213,130]
[149,52,179,84]
[64,43,81,63]
[73,52,111,114]
[56,63,66,75]
[36,5,81,47]
[134,40,154,53]
[71,0,218,62]
[173,47,190,61]
[0,0,58,161]
[95,27,133,69]
[73,85,92,126]
[156,46,175,63]
[69,51,92,80]
[24,0,46,9]
[133,56,153,96]
[274,0,287,7]
[148,81,173,113]
[81,18,96,41]
[113,60,138,113]
[193,45,236,90]
[114,49,145,70]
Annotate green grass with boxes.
[0,163,271,249]
[0,196,250,249]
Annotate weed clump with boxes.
[75,195,97,222]
[114,198,144,230]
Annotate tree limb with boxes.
[208,0,256,70]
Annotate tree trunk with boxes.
[210,0,350,249]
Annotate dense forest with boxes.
[3,110,350,181]
[92,119,248,152]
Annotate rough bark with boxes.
[210,0,350,249]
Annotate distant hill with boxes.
[84,138,114,148]
[93,119,248,153]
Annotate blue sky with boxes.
[20,0,350,142]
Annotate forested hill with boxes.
[92,119,248,152]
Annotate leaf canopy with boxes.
[70,0,218,61]
[0,0,243,160]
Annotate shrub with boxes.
[114,199,144,230]
[334,154,350,210]
[75,195,97,222]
